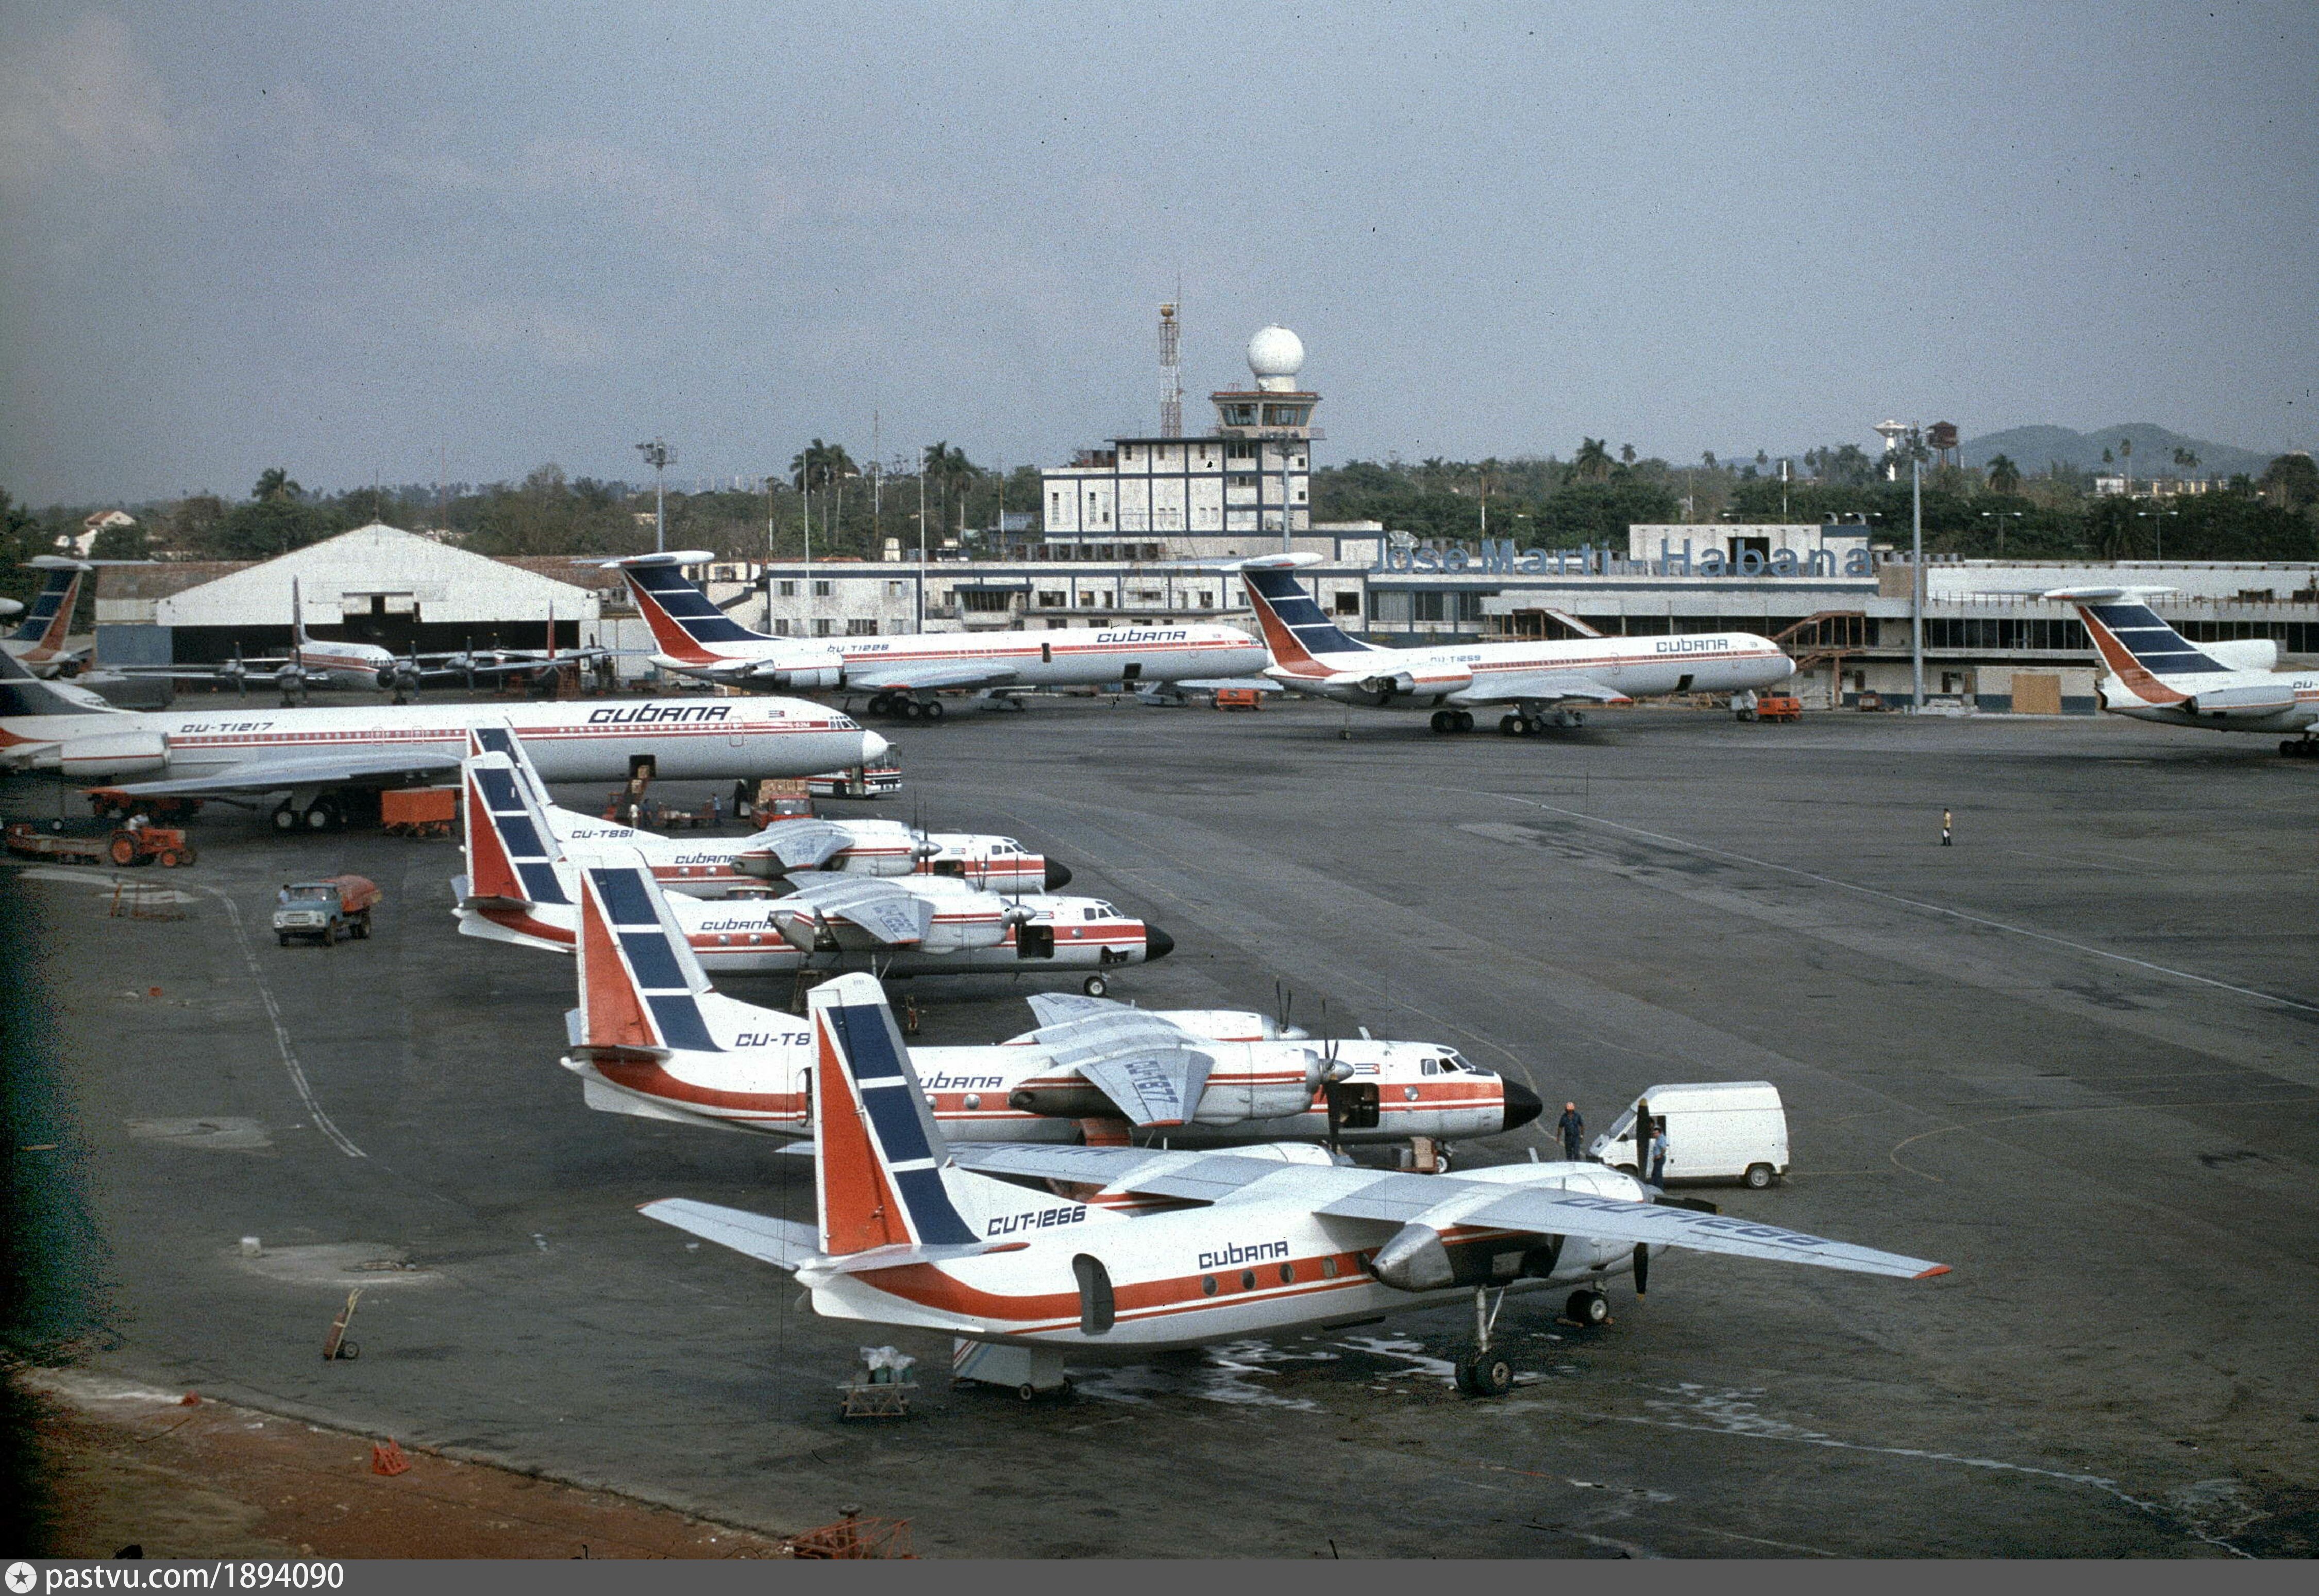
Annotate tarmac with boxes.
[7,695,2317,1557]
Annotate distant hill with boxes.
[1960,423,2275,480]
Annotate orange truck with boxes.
[272,875,381,947]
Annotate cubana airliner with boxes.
[4,558,90,676]
[2046,586,2319,758]
[554,858,1541,1151]
[1237,553,1796,735]
[638,966,1945,1400]
[608,551,1269,719]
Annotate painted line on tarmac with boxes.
[206,887,367,1159]
[1466,789,2319,1016]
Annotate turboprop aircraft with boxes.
[1237,553,1796,735]
[116,580,612,704]
[465,725,1068,895]
[558,856,1541,1149]
[2045,586,2319,758]
[455,753,1169,991]
[4,558,91,676]
[606,550,1269,719]
[641,969,1946,1399]
[0,649,886,830]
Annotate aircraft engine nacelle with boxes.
[2203,638,2279,673]
[760,663,843,690]
[1369,1221,1563,1292]
[2181,684,2299,720]
[1190,1070,1325,1125]
[1006,1084,1116,1119]
[918,915,1008,954]
[55,731,170,780]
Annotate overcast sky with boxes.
[3,3,2313,504]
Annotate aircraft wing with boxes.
[845,659,1021,693]
[106,748,464,798]
[638,1198,817,1271]
[775,877,933,945]
[1448,670,1632,708]
[1023,992,1132,1027]
[943,1146,1948,1281]
[747,819,858,872]
[1027,1008,1217,1127]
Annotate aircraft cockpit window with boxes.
[1420,1059,1438,1076]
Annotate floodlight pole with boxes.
[917,446,930,633]
[635,439,674,553]
[1910,434,1925,712]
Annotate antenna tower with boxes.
[1158,302,1183,438]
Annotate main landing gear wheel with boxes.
[1082,974,1110,997]
[2282,740,2318,760]
[1454,1353,1514,1397]
[1499,713,1524,736]
[1566,1289,1611,1326]
[867,693,893,717]
[922,698,946,722]
[272,801,299,832]
[305,800,340,832]
[1431,710,1454,733]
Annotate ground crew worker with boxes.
[1556,1102,1586,1162]
[1942,808,1954,847]
[1649,1120,1670,1185]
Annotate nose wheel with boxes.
[1453,1286,1517,1398]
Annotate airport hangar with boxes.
[90,522,620,671]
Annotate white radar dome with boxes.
[1247,325,1306,391]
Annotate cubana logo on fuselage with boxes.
[1197,1238,1291,1270]
[1092,630,1189,644]
[587,704,737,725]
[1653,636,1734,655]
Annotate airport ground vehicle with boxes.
[107,824,196,867]
[274,875,380,946]
[5,820,197,867]
[1739,694,1802,723]
[1590,1081,1790,1187]
[1214,688,1262,710]
[381,785,459,838]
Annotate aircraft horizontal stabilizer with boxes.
[639,1198,818,1270]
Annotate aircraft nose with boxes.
[1144,925,1176,961]
[1044,859,1073,890]
[1500,1079,1544,1134]
[859,730,891,762]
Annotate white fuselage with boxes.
[678,626,1268,692]
[1,698,881,785]
[2099,666,2319,735]
[1273,632,1794,709]
[802,1160,1646,1353]
[534,806,1054,897]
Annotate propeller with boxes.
[1633,1244,1649,1296]
[1275,979,1292,1038]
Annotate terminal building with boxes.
[716,324,2318,712]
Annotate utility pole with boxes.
[1910,428,1925,712]
[634,439,674,553]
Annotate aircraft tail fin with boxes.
[2043,586,2226,692]
[460,751,571,908]
[9,560,85,652]
[600,552,768,663]
[1236,557,1370,667]
[0,645,122,716]
[464,723,555,810]
[808,972,978,1255]
[572,858,720,1057]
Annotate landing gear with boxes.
[1566,1288,1611,1327]
[1454,1286,1516,1398]
[1429,710,1476,734]
[272,801,299,832]
[1082,973,1110,997]
[304,799,340,832]
[867,693,895,717]
[1499,713,1525,736]
[2282,739,2319,760]
[922,698,945,723]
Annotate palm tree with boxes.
[921,442,978,535]
[1986,453,2023,496]
[253,468,301,502]
[2172,446,2200,480]
[1574,438,1614,483]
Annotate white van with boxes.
[1588,1081,1789,1189]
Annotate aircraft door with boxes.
[1121,662,1142,682]
[1073,1254,1115,1335]
[1326,1082,1380,1130]
[1017,923,1055,960]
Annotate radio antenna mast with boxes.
[1158,299,1183,438]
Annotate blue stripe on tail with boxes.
[629,565,764,645]
[584,864,722,1054]
[825,998,977,1245]
[1242,567,1369,656]
[8,569,76,643]
[2086,604,2228,674]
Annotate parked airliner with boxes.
[2046,586,2319,758]
[1237,553,1795,735]
[608,551,1268,718]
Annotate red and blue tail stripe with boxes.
[1240,565,1368,666]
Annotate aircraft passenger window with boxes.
[1239,1270,1256,1292]
[1321,1256,1338,1279]
[1202,1275,1218,1297]
[1278,1262,1295,1285]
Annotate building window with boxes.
[961,589,1015,613]
[1334,591,1360,615]
[812,579,832,597]
[1037,591,1065,607]
[1199,592,1214,607]
[847,618,879,636]
[812,618,833,636]
[1225,440,1257,461]
[772,619,793,636]
[887,581,908,597]
[778,580,797,597]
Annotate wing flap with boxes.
[638,1198,817,1271]
[775,876,932,945]
[1449,671,1633,708]
[1077,1048,1215,1128]
[846,660,1019,693]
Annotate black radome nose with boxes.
[1145,926,1175,961]
[1044,860,1073,890]
[1500,1079,1544,1134]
